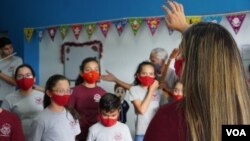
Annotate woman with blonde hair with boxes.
[144,1,250,141]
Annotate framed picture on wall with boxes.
[61,40,103,83]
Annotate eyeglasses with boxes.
[16,73,33,80]
[52,89,72,95]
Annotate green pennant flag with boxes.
[129,18,143,35]
[59,25,69,40]
[84,23,96,39]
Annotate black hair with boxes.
[0,37,12,48]
[133,61,156,85]
[44,74,80,120]
[15,64,36,79]
[99,93,121,113]
[75,57,100,86]
[114,83,127,92]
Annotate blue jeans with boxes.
[135,135,144,141]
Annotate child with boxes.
[1,64,44,139]
[0,108,25,141]
[68,57,106,141]
[114,83,129,123]
[172,81,183,101]
[29,74,80,141]
[129,61,161,141]
[86,93,133,141]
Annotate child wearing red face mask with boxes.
[86,93,133,141]
[29,74,80,141]
[129,61,161,141]
[1,64,44,140]
[68,57,106,141]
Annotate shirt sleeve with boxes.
[1,99,11,111]
[28,118,44,141]
[128,86,140,101]
[86,127,95,141]
[124,125,133,141]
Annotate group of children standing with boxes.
[0,52,183,141]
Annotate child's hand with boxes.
[149,80,159,92]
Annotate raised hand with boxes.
[162,1,189,33]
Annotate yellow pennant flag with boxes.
[24,28,34,42]
[186,16,202,24]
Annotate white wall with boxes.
[39,13,250,138]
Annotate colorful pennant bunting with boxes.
[226,13,246,34]
[24,11,249,42]
[129,18,143,35]
[47,27,57,41]
[146,17,161,36]
[24,28,34,42]
[59,25,69,40]
[98,21,111,38]
[84,23,96,39]
[202,16,222,24]
[113,19,127,36]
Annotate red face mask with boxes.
[16,78,34,90]
[99,115,118,127]
[138,76,155,86]
[51,94,70,106]
[173,95,183,101]
[82,70,100,84]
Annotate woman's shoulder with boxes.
[158,101,183,117]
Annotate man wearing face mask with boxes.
[86,93,133,141]
[0,37,23,106]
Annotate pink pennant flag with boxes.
[47,27,57,41]
[146,17,161,36]
[98,21,111,38]
[72,24,83,40]
[226,13,246,34]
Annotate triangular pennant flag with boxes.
[129,18,143,35]
[186,16,202,24]
[47,27,57,41]
[59,25,69,40]
[202,16,222,24]
[84,23,96,39]
[98,21,111,38]
[24,28,34,42]
[226,13,246,34]
[161,17,174,35]
[146,17,161,36]
[72,24,83,40]
[36,29,44,42]
[167,25,174,35]
[113,19,127,36]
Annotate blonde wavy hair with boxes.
[180,22,250,141]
